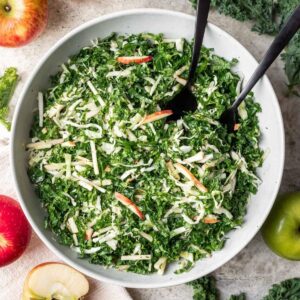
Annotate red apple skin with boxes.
[0,0,48,47]
[0,195,32,267]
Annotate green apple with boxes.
[261,192,300,260]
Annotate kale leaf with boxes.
[211,0,279,35]
[187,276,219,300]
[0,67,19,130]
[282,35,300,89]
[228,294,246,300]
[262,278,300,300]
[187,276,246,300]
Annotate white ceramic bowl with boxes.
[11,9,284,288]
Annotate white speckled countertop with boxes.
[0,1,299,299]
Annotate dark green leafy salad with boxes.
[27,33,263,275]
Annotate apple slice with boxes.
[166,161,180,180]
[115,192,145,220]
[85,228,93,241]
[141,110,173,125]
[174,163,208,193]
[203,215,219,224]
[234,123,240,131]
[22,262,89,300]
[117,55,153,64]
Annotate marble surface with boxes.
[0,1,299,299]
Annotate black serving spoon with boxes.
[165,0,211,121]
[220,4,300,132]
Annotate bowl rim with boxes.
[11,8,285,288]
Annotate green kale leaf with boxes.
[210,0,279,35]
[0,67,19,130]
[262,278,300,300]
[281,35,300,89]
[228,294,246,300]
[187,276,219,300]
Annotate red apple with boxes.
[0,195,31,267]
[0,0,48,47]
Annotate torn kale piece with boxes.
[0,67,19,130]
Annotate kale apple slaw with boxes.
[27,33,263,275]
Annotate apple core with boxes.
[4,4,11,12]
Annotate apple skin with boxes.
[0,0,48,47]
[0,195,32,267]
[261,192,300,260]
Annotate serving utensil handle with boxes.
[187,0,211,88]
